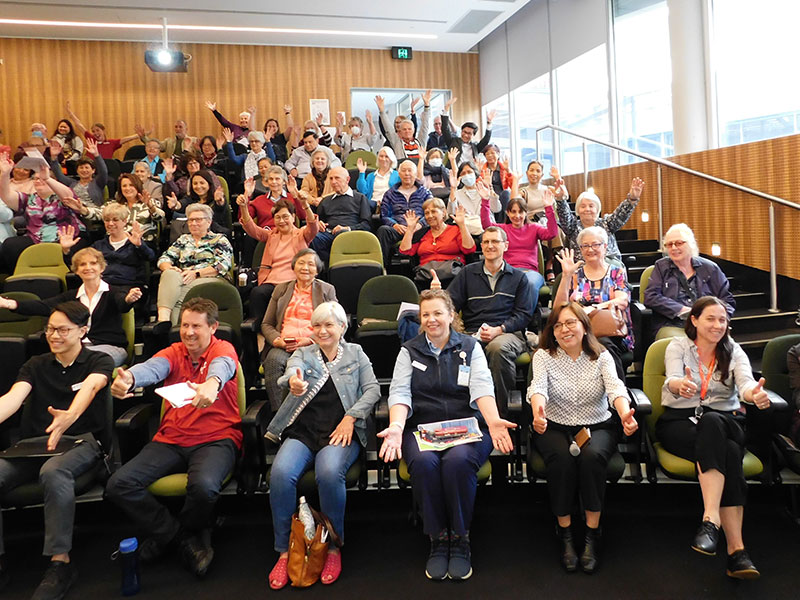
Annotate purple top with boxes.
[480,200,557,271]
[17,192,84,243]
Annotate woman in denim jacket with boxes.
[265,301,379,589]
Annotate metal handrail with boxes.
[535,124,800,312]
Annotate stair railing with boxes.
[536,124,800,313]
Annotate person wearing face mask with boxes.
[440,97,494,167]
[417,148,451,200]
[377,159,431,267]
[335,113,380,160]
[223,128,275,183]
[556,176,645,263]
[446,150,499,236]
[205,100,253,147]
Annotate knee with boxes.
[186,472,224,502]
[697,412,727,436]
[105,468,139,501]
[579,447,610,470]
[38,461,71,489]
[315,461,347,489]
[407,453,439,478]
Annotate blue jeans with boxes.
[269,438,360,552]
[521,269,544,307]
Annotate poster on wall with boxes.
[309,99,331,125]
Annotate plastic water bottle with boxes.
[297,496,316,540]
[118,537,140,596]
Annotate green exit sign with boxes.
[391,46,413,60]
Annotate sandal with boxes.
[268,557,289,590]
[545,269,556,284]
[321,551,342,585]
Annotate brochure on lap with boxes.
[413,417,482,451]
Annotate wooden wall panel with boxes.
[0,38,481,152]
[557,135,800,279]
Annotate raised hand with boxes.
[486,109,497,124]
[356,157,367,174]
[430,269,441,291]
[0,153,14,175]
[550,165,561,180]
[336,112,345,127]
[111,367,135,399]
[222,127,234,144]
[244,176,256,198]
[283,104,292,114]
[166,192,181,211]
[162,157,176,176]
[246,104,256,115]
[629,177,645,200]
[404,210,420,230]
[287,175,299,197]
[205,100,217,111]
[542,188,555,208]
[49,139,63,156]
[410,96,420,112]
[444,96,458,112]
[476,179,491,200]
[315,112,324,126]
[126,221,144,246]
[140,188,152,208]
[236,194,248,208]
[421,89,433,106]
[214,186,225,205]
[556,248,585,276]
[533,404,547,434]
[620,407,638,436]
[57,224,79,251]
[84,137,99,157]
[364,109,373,123]
[679,366,699,398]
[453,204,467,227]
[134,123,147,138]
[289,368,308,396]
[447,147,459,170]
[125,287,143,304]
[374,95,385,112]
[750,377,770,410]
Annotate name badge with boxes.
[457,364,470,387]
[71,381,83,392]
[411,360,427,372]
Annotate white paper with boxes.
[396,302,419,320]
[309,99,331,125]
[16,148,49,171]
[155,382,196,408]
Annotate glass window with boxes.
[613,0,673,162]
[555,45,611,175]
[712,0,800,146]
[512,74,553,171]
[482,95,511,161]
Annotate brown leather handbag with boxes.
[287,507,342,588]
[588,304,628,338]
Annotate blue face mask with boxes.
[460,173,476,187]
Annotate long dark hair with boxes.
[540,302,605,360]
[685,296,734,384]
[189,169,217,203]
[115,173,143,202]
[56,119,77,143]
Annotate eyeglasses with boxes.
[578,242,604,251]
[664,240,687,249]
[187,217,209,223]
[45,325,79,337]
[481,239,504,246]
[553,318,579,331]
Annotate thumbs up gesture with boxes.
[430,269,441,291]
[111,367,135,399]
[533,403,548,434]
[620,407,638,437]
[679,366,698,398]
[750,377,770,410]
[289,368,308,396]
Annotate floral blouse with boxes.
[157,231,233,280]
[18,192,84,243]
[568,264,635,351]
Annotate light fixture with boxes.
[711,243,721,257]
[144,18,189,72]
[641,209,649,223]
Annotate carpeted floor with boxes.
[2,481,798,599]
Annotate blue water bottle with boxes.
[119,537,140,596]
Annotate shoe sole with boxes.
[691,544,716,556]
[726,568,761,580]
[425,570,449,580]
[448,568,472,580]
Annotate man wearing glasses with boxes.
[442,226,534,417]
[0,302,114,599]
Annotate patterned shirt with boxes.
[113,200,165,243]
[18,192,84,242]
[556,196,638,262]
[568,264,635,351]
[528,348,627,426]
[158,231,233,279]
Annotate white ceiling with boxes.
[0,0,531,52]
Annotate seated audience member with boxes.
[265,301,379,589]
[114,172,165,250]
[644,223,735,338]
[555,229,634,379]
[297,116,333,148]
[335,112,380,160]
[156,203,233,324]
[198,135,224,171]
[261,249,335,410]
[0,247,140,366]
[0,302,113,599]
[252,157,275,197]
[309,168,371,265]
[52,119,84,173]
[173,170,230,236]
[264,109,292,165]
[0,157,88,271]
[50,137,108,207]
[480,190,558,303]
[139,139,166,183]
[400,198,475,289]
[65,100,139,159]
[357,146,400,213]
[246,168,305,228]
[417,148,451,200]
[441,97,494,166]
[163,153,221,201]
[298,149,334,207]
[377,159,430,266]
[443,226,534,417]
[7,154,35,196]
[657,296,769,579]
[284,130,341,181]
[426,114,450,152]
[479,144,513,216]
[59,204,154,291]
[205,100,252,146]
[378,289,515,580]
[136,119,197,158]
[223,128,275,182]
[446,150,499,236]
[529,302,638,573]
[107,298,241,578]
[377,90,432,161]
[789,342,800,446]
[557,176,645,263]
[132,161,165,206]
[237,182,317,324]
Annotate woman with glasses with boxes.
[644,223,735,339]
[554,227,634,379]
[530,301,638,573]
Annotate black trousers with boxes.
[597,335,626,380]
[657,408,747,507]
[248,282,276,323]
[534,421,619,516]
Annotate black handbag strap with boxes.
[309,506,343,548]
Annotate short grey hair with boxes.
[664,223,700,257]
[577,226,608,246]
[310,301,348,335]
[483,226,507,243]
[292,248,323,273]
[266,165,287,182]
[247,130,266,143]
[576,190,602,215]
[185,203,214,220]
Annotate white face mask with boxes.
[460,173,476,187]
[428,158,443,168]
[350,126,361,136]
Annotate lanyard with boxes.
[698,357,716,401]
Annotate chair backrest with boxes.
[761,334,800,403]
[12,243,69,284]
[123,145,147,162]
[0,291,46,337]
[251,241,266,272]
[329,231,383,268]
[217,175,230,203]
[182,280,244,346]
[121,308,135,365]
[344,150,377,170]
[356,275,419,323]
[642,337,674,439]
[639,265,655,304]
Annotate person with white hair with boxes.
[222,127,275,181]
[264,300,379,589]
[644,223,735,338]
[205,100,253,146]
[556,176,645,263]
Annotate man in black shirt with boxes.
[310,167,372,265]
[0,302,113,599]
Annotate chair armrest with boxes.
[241,400,273,493]
[241,317,261,334]
[631,301,651,318]
[628,387,652,416]
[115,403,154,431]
[115,403,155,463]
[243,400,272,428]
[765,389,789,411]
[374,396,389,426]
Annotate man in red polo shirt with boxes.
[106,298,240,578]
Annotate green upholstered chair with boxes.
[638,265,654,304]
[181,279,244,354]
[328,231,384,316]
[761,334,800,475]
[343,150,377,170]
[4,243,69,299]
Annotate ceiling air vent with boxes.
[448,10,503,34]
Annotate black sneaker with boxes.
[425,531,449,580]
[691,520,720,556]
[726,549,760,580]
[180,531,214,578]
[31,561,77,600]
[448,535,472,580]
[139,537,170,563]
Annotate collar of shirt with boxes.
[483,261,506,278]
[51,346,91,369]
[333,188,354,198]
[76,279,109,303]
[424,334,443,357]
[177,335,220,367]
